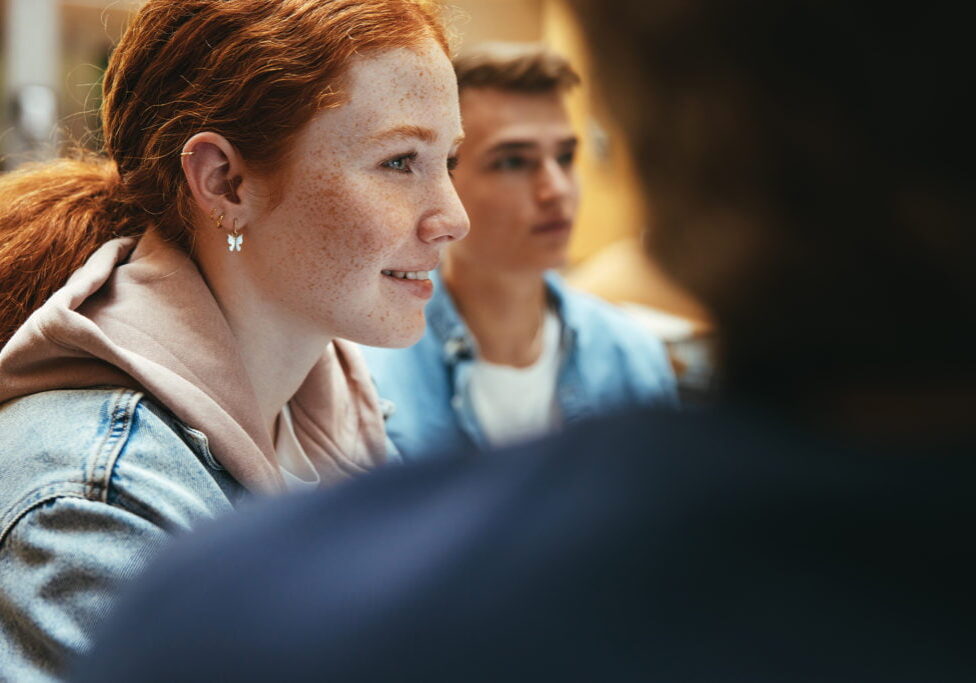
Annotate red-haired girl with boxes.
[0,1,467,677]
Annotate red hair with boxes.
[0,0,448,346]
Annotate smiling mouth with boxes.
[381,269,435,301]
[381,269,431,280]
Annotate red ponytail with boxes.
[0,158,145,345]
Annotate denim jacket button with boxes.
[378,398,396,419]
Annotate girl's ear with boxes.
[180,132,261,227]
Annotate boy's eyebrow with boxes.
[486,140,537,154]
[486,136,579,154]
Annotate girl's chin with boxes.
[349,317,426,349]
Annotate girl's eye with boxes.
[447,156,459,177]
[382,153,417,173]
[557,150,576,167]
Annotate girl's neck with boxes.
[198,254,331,439]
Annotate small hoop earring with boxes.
[227,217,244,253]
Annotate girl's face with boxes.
[245,39,468,348]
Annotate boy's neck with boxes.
[442,255,551,368]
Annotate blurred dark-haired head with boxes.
[569,0,974,418]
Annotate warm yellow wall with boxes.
[539,0,646,265]
[441,0,543,49]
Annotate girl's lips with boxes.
[382,272,434,300]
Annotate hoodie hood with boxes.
[0,230,387,493]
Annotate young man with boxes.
[361,43,677,459]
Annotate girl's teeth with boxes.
[382,270,431,280]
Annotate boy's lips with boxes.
[531,219,572,234]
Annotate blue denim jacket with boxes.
[361,271,678,461]
[0,388,245,682]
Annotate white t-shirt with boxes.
[468,310,562,448]
[274,403,321,491]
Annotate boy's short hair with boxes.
[453,42,580,94]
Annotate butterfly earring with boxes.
[227,218,244,253]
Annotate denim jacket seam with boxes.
[0,389,144,546]
[105,488,174,531]
[0,484,91,547]
[84,388,144,503]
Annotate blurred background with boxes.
[0,0,713,393]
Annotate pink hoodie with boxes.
[0,229,388,493]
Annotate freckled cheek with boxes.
[277,173,421,291]
[289,206,393,290]
[282,176,354,244]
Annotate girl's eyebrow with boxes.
[368,125,437,144]
[367,126,465,147]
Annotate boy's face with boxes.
[449,87,580,274]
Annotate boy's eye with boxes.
[382,153,417,173]
[557,150,576,167]
[447,156,459,177]
[493,155,528,171]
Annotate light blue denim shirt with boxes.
[0,387,245,682]
[360,271,678,461]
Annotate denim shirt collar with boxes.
[426,269,591,445]
[426,270,477,363]
[427,269,581,363]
